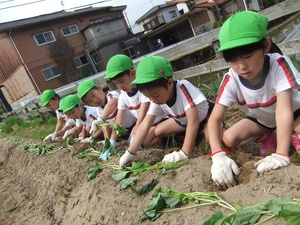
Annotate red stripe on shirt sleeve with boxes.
[277,57,298,87]
[180,84,195,107]
[216,74,230,103]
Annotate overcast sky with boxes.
[0,0,167,32]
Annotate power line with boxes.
[65,0,111,10]
[0,0,14,4]
[0,0,45,10]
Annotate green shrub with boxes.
[0,116,28,133]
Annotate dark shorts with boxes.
[246,107,300,130]
[172,101,214,144]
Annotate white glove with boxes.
[162,150,187,162]
[80,137,93,144]
[90,117,105,134]
[211,151,241,187]
[255,153,290,173]
[119,149,135,168]
[74,137,84,142]
[62,128,76,140]
[43,132,55,142]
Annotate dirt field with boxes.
[1,135,300,225]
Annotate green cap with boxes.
[59,94,80,113]
[77,80,96,99]
[132,56,173,84]
[40,89,56,106]
[218,11,268,52]
[105,54,133,79]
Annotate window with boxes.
[61,25,79,36]
[42,66,61,81]
[74,55,89,68]
[33,31,55,46]
[91,52,102,64]
[169,10,177,18]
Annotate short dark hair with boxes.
[110,70,131,81]
[222,38,282,62]
[136,77,170,92]
[51,94,60,101]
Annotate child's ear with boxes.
[130,69,136,78]
[264,38,272,53]
[96,85,103,91]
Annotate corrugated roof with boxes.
[135,3,177,23]
[0,5,126,32]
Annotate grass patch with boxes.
[0,114,56,139]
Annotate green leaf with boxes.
[131,179,157,196]
[203,211,235,225]
[158,167,166,175]
[235,207,262,224]
[203,211,224,225]
[87,162,103,181]
[119,177,137,190]
[131,162,150,174]
[160,193,180,208]
[111,171,132,182]
[262,196,293,216]
[279,203,300,225]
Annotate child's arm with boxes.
[208,103,240,187]
[101,97,118,120]
[181,106,199,155]
[90,98,118,134]
[110,109,126,143]
[255,90,292,173]
[162,106,199,162]
[130,102,150,142]
[119,114,156,168]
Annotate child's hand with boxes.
[162,150,187,162]
[211,151,241,187]
[43,132,56,142]
[100,150,111,161]
[90,117,105,134]
[74,137,84,142]
[119,149,135,168]
[255,153,290,173]
[80,137,93,144]
[63,129,75,139]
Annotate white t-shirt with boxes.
[75,106,98,127]
[147,80,209,126]
[55,110,76,127]
[216,53,300,128]
[118,89,160,125]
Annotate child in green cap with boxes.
[40,89,76,141]
[77,79,118,142]
[119,55,216,168]
[104,54,160,146]
[59,94,102,142]
[207,11,300,188]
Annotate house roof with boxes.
[192,0,229,9]
[0,5,126,32]
[166,0,189,3]
[140,7,207,38]
[135,3,177,23]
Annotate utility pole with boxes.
[242,0,248,10]
[213,0,222,21]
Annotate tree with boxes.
[48,35,79,84]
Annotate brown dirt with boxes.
[0,135,300,225]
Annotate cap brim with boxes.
[218,37,263,52]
